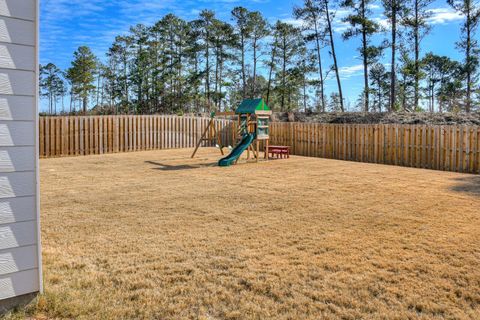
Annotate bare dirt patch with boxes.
[19,149,480,319]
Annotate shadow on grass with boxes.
[450,176,480,196]
[145,160,217,171]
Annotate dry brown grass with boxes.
[23,149,480,319]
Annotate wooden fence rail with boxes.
[270,122,480,174]
[39,115,235,158]
[39,116,480,174]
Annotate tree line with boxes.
[40,0,480,115]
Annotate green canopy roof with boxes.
[235,98,270,114]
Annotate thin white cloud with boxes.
[339,64,364,79]
[280,18,304,27]
[330,8,354,34]
[373,16,390,30]
[427,8,464,24]
[367,4,381,10]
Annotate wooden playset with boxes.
[191,98,275,166]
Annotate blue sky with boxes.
[40,0,469,110]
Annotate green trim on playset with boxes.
[235,98,270,114]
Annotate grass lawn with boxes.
[12,148,480,319]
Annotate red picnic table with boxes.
[266,145,290,159]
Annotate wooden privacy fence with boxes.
[270,122,480,174]
[39,115,480,174]
[39,115,235,158]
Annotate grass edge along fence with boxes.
[39,115,480,174]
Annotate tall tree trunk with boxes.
[312,15,325,112]
[169,36,174,111]
[390,0,397,112]
[97,75,101,107]
[205,30,211,111]
[413,0,420,111]
[266,35,277,106]
[241,35,246,99]
[325,2,344,112]
[100,80,105,109]
[154,38,160,112]
[303,67,307,111]
[123,55,129,111]
[431,77,436,112]
[219,47,224,110]
[378,84,382,112]
[361,0,369,112]
[252,38,257,99]
[82,96,88,114]
[178,44,183,112]
[214,43,219,109]
[281,37,287,111]
[194,54,199,112]
[69,89,73,113]
[465,2,471,113]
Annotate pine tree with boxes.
[342,0,381,112]
[194,10,216,111]
[231,7,252,99]
[270,21,305,111]
[397,46,416,111]
[211,19,236,110]
[247,11,269,99]
[129,24,150,113]
[108,36,132,112]
[66,46,97,114]
[323,0,345,112]
[422,53,461,112]
[382,0,408,111]
[186,21,204,112]
[448,0,480,112]
[40,63,66,115]
[266,23,278,106]
[294,0,327,111]
[369,63,389,112]
[402,0,433,110]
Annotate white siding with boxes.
[0,95,36,120]
[0,0,40,302]
[0,245,37,275]
[0,69,35,95]
[0,172,36,199]
[0,269,39,300]
[0,121,35,146]
[0,221,36,250]
[0,147,35,172]
[0,197,36,225]
[0,17,35,46]
[0,1,36,21]
[0,43,35,71]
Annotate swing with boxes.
[191,111,236,158]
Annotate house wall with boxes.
[0,0,41,304]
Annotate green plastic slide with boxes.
[218,133,255,167]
